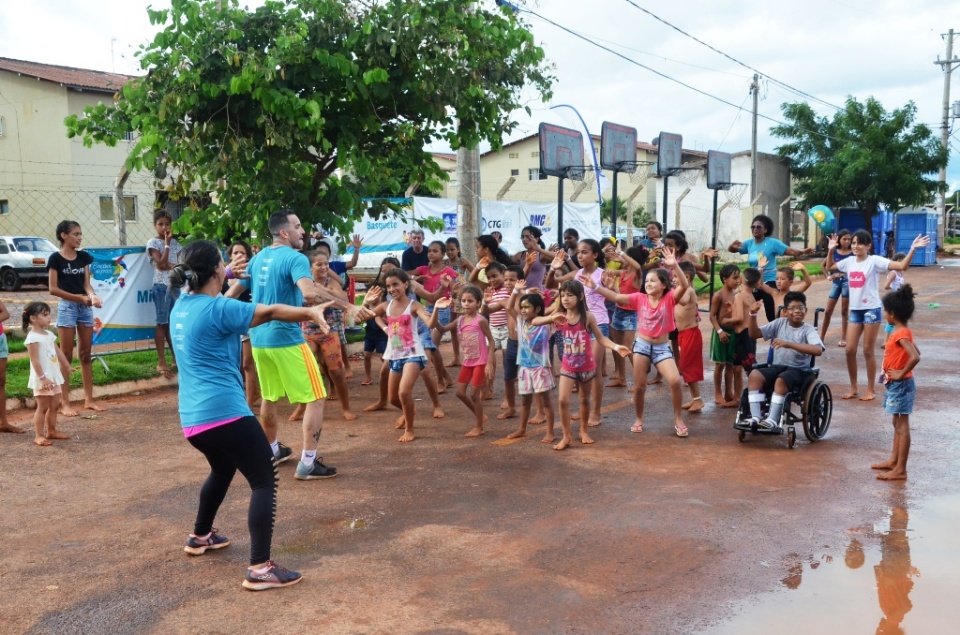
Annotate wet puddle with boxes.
[701,493,960,634]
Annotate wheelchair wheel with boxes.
[802,381,832,442]
[738,429,746,442]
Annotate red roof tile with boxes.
[0,57,136,93]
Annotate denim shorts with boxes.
[827,276,849,300]
[849,307,883,325]
[153,283,181,325]
[884,377,915,415]
[56,300,94,328]
[426,305,451,328]
[611,306,638,332]
[592,322,610,341]
[504,338,519,382]
[389,356,428,374]
[0,333,7,359]
[418,324,437,351]
[364,337,387,354]
[632,338,673,365]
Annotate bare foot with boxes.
[496,409,516,420]
[681,400,692,410]
[871,460,896,470]
[587,416,601,427]
[398,431,415,443]
[606,379,627,388]
[714,395,726,405]
[877,470,907,481]
[465,426,485,438]
[360,378,373,386]
[344,369,355,380]
[84,403,105,412]
[445,359,461,368]
[841,391,859,400]
[342,411,357,421]
[721,400,739,408]
[394,416,405,429]
[687,398,704,413]
[580,433,594,445]
[571,413,580,421]
[59,408,79,418]
[157,366,174,379]
[0,423,25,434]
[288,405,305,422]
[34,436,52,446]
[432,407,445,418]
[528,413,546,425]
[553,436,572,451]
[505,429,525,439]
[46,431,70,440]
[541,433,556,443]
[859,393,876,401]
[437,383,447,395]
[647,375,663,385]
[482,392,494,401]
[500,400,510,410]
[363,401,386,412]
[327,392,339,401]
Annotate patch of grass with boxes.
[6,331,25,354]
[4,350,163,400]
[693,260,824,296]
[945,237,960,245]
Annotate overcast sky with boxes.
[2,0,958,193]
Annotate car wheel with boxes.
[1,269,22,291]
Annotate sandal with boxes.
[360,379,373,386]
[838,341,846,347]
[630,422,644,433]
[675,425,689,438]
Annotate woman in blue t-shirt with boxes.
[727,215,813,321]
[170,240,331,591]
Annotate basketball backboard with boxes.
[656,131,682,176]
[706,150,732,190]
[600,122,638,172]
[539,123,584,180]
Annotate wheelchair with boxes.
[732,307,833,448]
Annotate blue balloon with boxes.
[808,205,835,234]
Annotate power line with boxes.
[619,0,845,111]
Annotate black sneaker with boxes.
[273,442,293,464]
[184,529,230,555]
[294,458,338,480]
[242,560,303,591]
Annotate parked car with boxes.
[0,235,58,291]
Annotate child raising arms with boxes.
[535,280,629,450]
[584,245,691,437]
[433,288,494,437]
[23,302,72,446]
[505,280,556,442]
[872,284,920,481]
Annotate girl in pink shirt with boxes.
[585,246,691,438]
[534,280,629,451]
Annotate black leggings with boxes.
[187,416,278,566]
[753,284,776,323]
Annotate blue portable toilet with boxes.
[894,206,938,266]
[836,206,895,255]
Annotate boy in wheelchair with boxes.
[744,291,825,429]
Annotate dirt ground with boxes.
[3,260,960,634]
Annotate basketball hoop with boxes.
[567,166,591,184]
[628,163,652,186]
[723,183,748,209]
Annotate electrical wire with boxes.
[619,0,845,111]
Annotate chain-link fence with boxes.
[0,185,163,329]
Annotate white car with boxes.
[0,235,58,291]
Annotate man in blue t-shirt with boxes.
[226,211,360,481]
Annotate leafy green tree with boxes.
[771,97,947,236]
[601,197,648,229]
[66,0,553,241]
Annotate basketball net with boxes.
[628,163,652,187]
[677,167,700,188]
[723,183,747,208]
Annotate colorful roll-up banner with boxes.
[86,247,160,344]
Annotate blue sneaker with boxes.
[242,560,303,591]
[184,529,230,555]
[294,458,338,480]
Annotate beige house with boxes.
[0,57,158,247]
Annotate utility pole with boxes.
[456,143,481,262]
[935,29,959,245]
[750,73,759,206]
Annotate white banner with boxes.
[86,248,158,344]
[350,197,601,269]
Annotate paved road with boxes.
[2,261,959,634]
